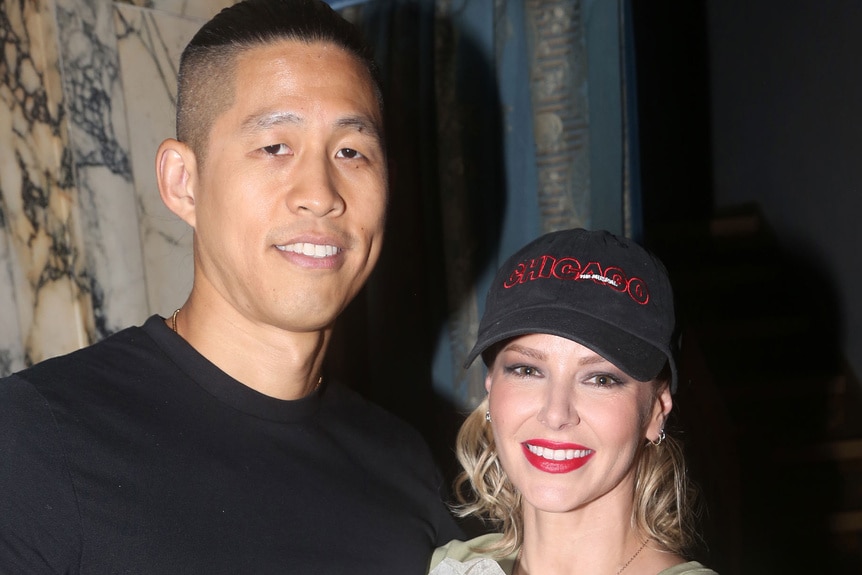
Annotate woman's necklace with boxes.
[513,538,649,575]
[616,539,649,574]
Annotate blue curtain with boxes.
[324,0,640,464]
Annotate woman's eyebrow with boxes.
[578,354,609,366]
[502,343,546,362]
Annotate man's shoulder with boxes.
[3,318,161,392]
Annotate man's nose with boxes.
[286,156,345,217]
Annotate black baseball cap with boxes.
[465,228,678,392]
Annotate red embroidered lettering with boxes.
[601,266,628,292]
[551,257,581,280]
[578,261,603,283]
[500,253,649,305]
[504,263,527,288]
[627,277,650,304]
[524,257,545,281]
[537,255,555,279]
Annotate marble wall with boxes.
[0,0,232,376]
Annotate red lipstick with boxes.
[521,439,594,474]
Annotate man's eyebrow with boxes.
[334,116,382,142]
[239,111,382,143]
[241,111,302,134]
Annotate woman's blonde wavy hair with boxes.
[451,368,701,559]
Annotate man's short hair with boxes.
[176,0,383,166]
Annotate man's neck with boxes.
[170,301,329,400]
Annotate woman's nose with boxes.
[537,383,578,430]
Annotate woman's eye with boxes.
[506,365,540,378]
[262,144,289,156]
[587,374,622,387]
[336,147,363,159]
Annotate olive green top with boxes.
[429,534,719,575]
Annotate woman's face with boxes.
[485,333,671,516]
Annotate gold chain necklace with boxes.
[514,538,649,575]
[617,539,649,574]
[170,308,181,333]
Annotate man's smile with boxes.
[276,242,340,258]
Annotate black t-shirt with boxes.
[0,316,462,574]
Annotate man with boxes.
[0,0,461,572]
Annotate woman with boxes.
[430,228,717,575]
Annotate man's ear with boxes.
[156,138,198,228]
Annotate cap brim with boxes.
[465,306,674,388]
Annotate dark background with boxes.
[329,2,862,573]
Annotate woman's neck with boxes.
[515,494,642,575]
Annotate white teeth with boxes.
[276,242,338,258]
[527,444,593,461]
